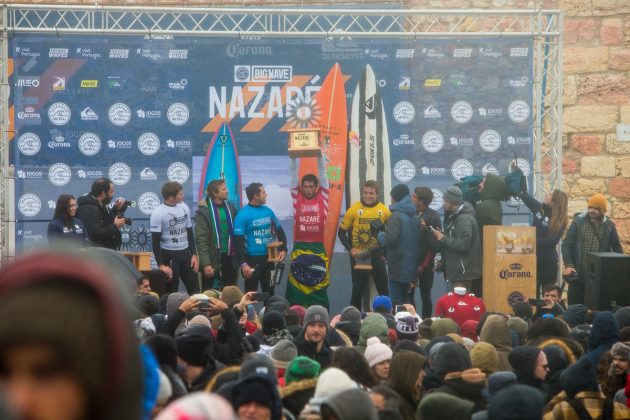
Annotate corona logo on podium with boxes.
[483,226,537,313]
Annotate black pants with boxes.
[162,248,199,294]
[568,281,585,305]
[201,253,238,291]
[537,259,559,297]
[411,270,434,318]
[350,255,389,311]
[243,255,275,296]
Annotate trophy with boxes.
[267,241,284,262]
[288,128,322,158]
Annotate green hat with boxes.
[284,356,321,384]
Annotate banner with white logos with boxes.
[11,35,532,252]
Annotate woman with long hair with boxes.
[520,188,568,296]
[47,194,89,247]
[330,346,377,390]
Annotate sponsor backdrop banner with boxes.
[11,35,533,252]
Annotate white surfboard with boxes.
[347,64,391,207]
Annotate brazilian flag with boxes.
[285,242,329,308]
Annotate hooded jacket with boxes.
[586,311,619,366]
[378,195,421,284]
[475,174,505,238]
[76,193,122,250]
[508,345,546,391]
[321,388,379,420]
[0,252,142,420]
[357,313,390,350]
[479,315,513,371]
[440,201,482,282]
[195,198,238,271]
[388,352,427,420]
[434,368,487,413]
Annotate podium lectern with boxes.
[483,225,537,314]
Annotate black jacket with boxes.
[294,330,332,369]
[419,206,442,270]
[76,194,121,250]
[520,191,565,262]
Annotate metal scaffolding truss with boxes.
[0,5,562,261]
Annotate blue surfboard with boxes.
[198,122,242,208]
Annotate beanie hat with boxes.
[364,336,393,367]
[486,371,517,398]
[390,184,410,202]
[265,295,290,315]
[202,289,221,300]
[144,334,178,370]
[156,392,234,419]
[470,342,500,377]
[239,354,277,384]
[508,345,541,379]
[611,342,630,361]
[304,305,329,328]
[417,392,473,420]
[188,314,211,329]
[176,328,213,366]
[232,376,275,411]
[487,384,545,420]
[396,316,419,341]
[614,307,630,329]
[285,355,321,384]
[563,304,588,328]
[562,356,599,399]
[135,294,160,317]
[340,306,362,323]
[220,286,243,308]
[262,310,287,335]
[321,388,379,420]
[511,301,533,321]
[314,367,358,399]
[269,339,297,370]
[372,295,392,313]
[166,292,189,318]
[289,304,306,326]
[432,342,472,376]
[587,193,607,213]
[394,339,426,355]
[443,186,463,205]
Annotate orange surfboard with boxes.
[298,63,348,258]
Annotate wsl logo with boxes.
[499,263,533,279]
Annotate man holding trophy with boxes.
[338,180,391,311]
[286,130,331,308]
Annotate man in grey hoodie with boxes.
[378,184,421,304]
[432,186,483,297]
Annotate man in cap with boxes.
[562,193,622,305]
[294,305,332,368]
[431,186,482,297]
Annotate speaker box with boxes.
[583,252,630,310]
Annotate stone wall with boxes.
[8,0,630,248]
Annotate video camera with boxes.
[115,199,136,226]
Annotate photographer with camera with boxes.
[530,284,566,321]
[76,178,125,250]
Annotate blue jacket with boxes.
[378,195,421,284]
